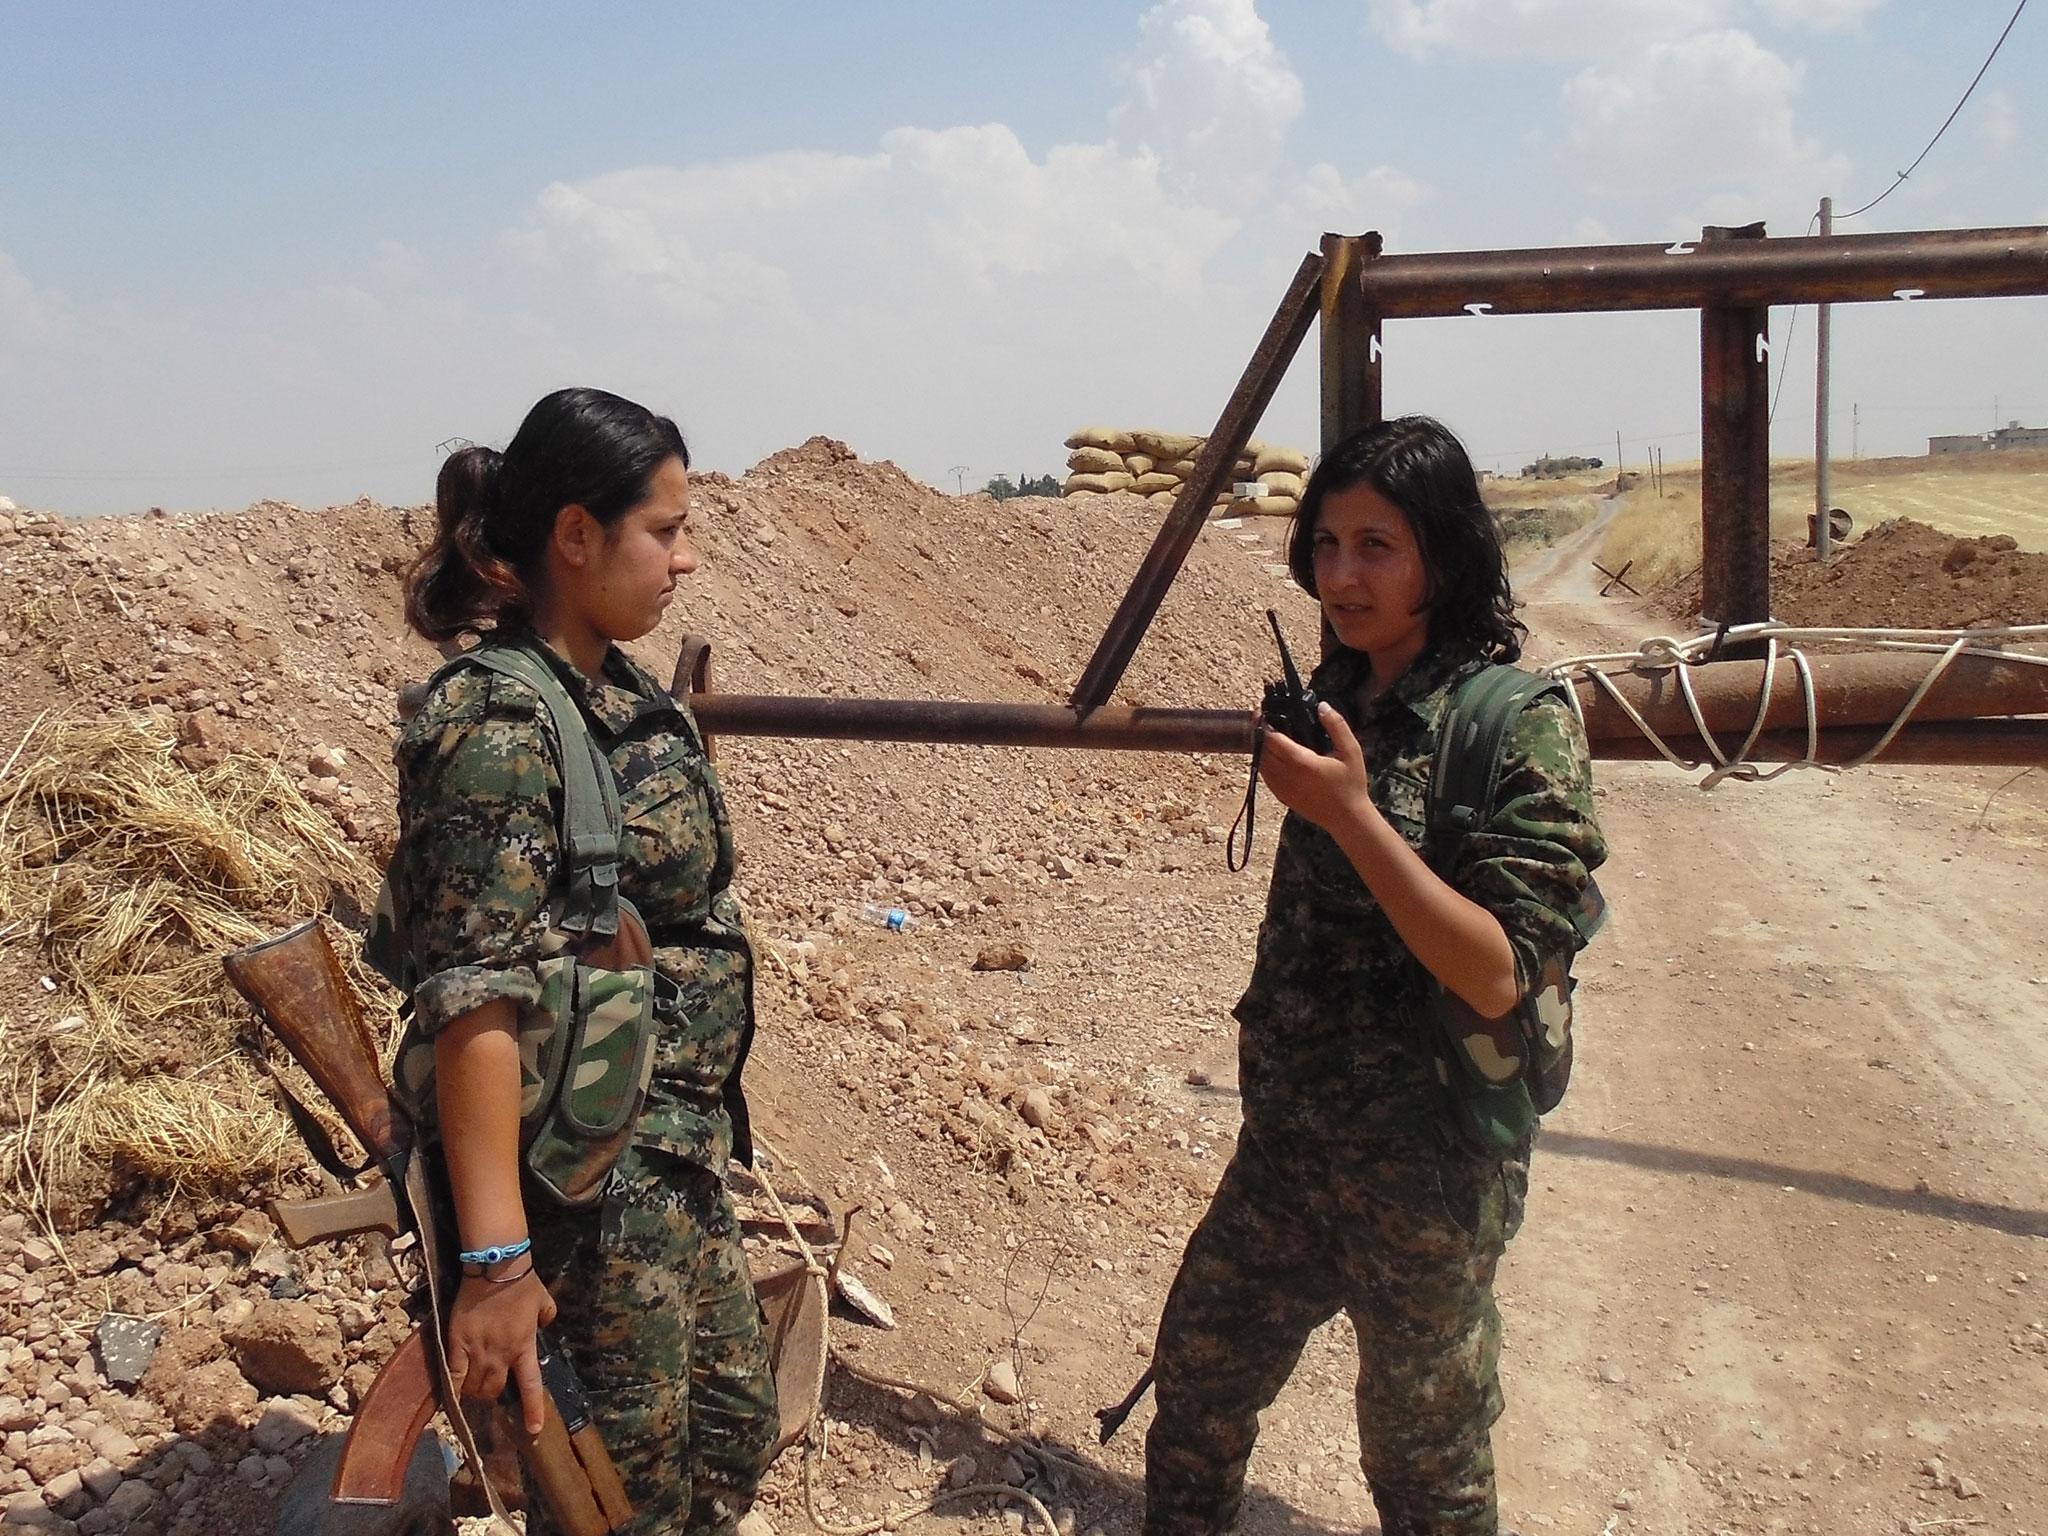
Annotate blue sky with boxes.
[3,0,2043,514]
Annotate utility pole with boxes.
[1815,196,1834,562]
[949,464,969,495]
[1616,430,1624,478]
[1853,403,1860,459]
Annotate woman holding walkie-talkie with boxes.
[1143,417,1607,1536]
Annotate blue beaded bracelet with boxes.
[458,1238,532,1268]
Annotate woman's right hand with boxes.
[443,1269,561,1435]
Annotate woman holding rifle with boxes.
[384,387,776,1534]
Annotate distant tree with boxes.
[984,472,1061,500]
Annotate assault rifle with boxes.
[223,919,632,1535]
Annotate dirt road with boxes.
[758,510,2045,1536]
[1485,531,2048,1534]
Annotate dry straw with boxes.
[0,709,394,1222]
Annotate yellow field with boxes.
[1597,450,2048,586]
[1825,455,2048,551]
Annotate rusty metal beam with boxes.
[1349,224,2048,317]
[690,694,1257,754]
[1598,719,2048,767]
[1699,224,1773,632]
[1320,232,1383,454]
[684,691,2048,767]
[1574,648,2048,741]
[684,648,2048,764]
[1067,250,1325,711]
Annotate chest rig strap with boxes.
[458,642,625,943]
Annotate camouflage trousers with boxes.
[528,1145,779,1536]
[1144,1129,1529,1536]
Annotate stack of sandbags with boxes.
[1061,428,1310,519]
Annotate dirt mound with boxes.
[1664,516,2048,629]
[7,454,2043,1536]
[0,443,1309,1530]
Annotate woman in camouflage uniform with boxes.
[390,388,777,1533]
[1144,417,1607,1536]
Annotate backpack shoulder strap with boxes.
[1428,662,1607,945]
[1427,664,1565,845]
[459,642,624,941]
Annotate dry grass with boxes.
[1598,452,2048,588]
[0,710,392,1223]
[1484,473,1606,553]
[1827,453,2048,552]
[1598,462,1816,591]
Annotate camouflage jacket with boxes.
[385,632,757,1170]
[1234,643,1607,1155]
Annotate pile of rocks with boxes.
[1060,428,1309,519]
[0,1205,416,1536]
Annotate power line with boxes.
[1837,0,2029,222]
[1767,210,1825,426]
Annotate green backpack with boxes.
[369,640,659,1208]
[1422,665,1606,1158]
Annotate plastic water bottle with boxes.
[859,901,919,933]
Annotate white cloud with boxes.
[372,239,428,286]
[1750,0,1882,28]
[487,4,1402,503]
[1977,86,2020,152]
[1111,0,1306,207]
[1370,0,1729,59]
[1369,0,1882,57]
[0,249,67,350]
[1270,163,1429,240]
[527,127,1243,331]
[1562,28,1847,229]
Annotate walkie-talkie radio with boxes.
[1260,608,1331,753]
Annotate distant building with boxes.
[1929,420,2048,455]
[1990,420,2048,451]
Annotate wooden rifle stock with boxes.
[222,917,409,1166]
[269,1177,404,1248]
[224,919,633,1534]
[333,1328,440,1505]
[337,1326,624,1536]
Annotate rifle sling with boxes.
[396,1154,526,1534]
[249,1039,371,1186]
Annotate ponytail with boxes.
[403,388,690,643]
[405,445,531,642]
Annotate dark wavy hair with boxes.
[405,387,690,643]
[1285,415,1524,664]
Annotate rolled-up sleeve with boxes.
[1450,694,1608,982]
[396,706,563,1034]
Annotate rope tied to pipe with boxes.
[1541,621,2048,787]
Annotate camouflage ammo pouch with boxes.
[1423,665,1607,1159]
[370,639,658,1209]
[507,925,660,1207]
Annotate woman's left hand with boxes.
[1258,703,1374,836]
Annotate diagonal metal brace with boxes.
[1067,249,1326,710]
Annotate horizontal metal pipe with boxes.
[1598,718,2048,768]
[1576,650,2048,740]
[688,674,2048,767]
[689,694,1260,754]
[1354,225,2048,317]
